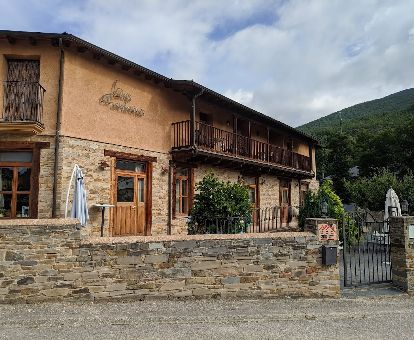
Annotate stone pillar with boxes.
[390,216,414,293]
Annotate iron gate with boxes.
[341,211,392,287]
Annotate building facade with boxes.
[0,31,318,236]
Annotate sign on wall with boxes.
[99,81,145,117]
[317,224,338,241]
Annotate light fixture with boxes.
[401,199,409,216]
[98,160,110,170]
[226,120,230,127]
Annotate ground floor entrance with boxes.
[110,155,153,236]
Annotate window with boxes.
[116,159,146,173]
[0,151,33,218]
[174,168,192,216]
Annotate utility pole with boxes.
[339,110,343,134]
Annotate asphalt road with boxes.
[1,295,413,340]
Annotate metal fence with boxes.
[187,205,300,235]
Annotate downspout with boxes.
[52,38,65,217]
[167,161,173,235]
[190,88,205,147]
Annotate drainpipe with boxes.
[167,161,173,235]
[52,38,65,218]
[190,88,204,147]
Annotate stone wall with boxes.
[390,216,414,293]
[0,219,340,303]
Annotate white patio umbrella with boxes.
[384,187,401,220]
[65,164,89,227]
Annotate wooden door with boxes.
[246,177,259,229]
[113,172,146,236]
[279,179,291,226]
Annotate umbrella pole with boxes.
[65,164,79,218]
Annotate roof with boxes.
[0,30,318,144]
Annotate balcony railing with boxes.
[172,120,311,172]
[2,81,45,124]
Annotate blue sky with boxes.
[2,0,414,126]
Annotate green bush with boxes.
[298,179,360,243]
[298,179,345,229]
[188,173,252,234]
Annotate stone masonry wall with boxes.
[0,219,340,303]
[58,136,171,236]
[390,216,414,293]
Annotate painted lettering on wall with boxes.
[99,81,145,117]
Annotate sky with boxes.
[2,0,414,127]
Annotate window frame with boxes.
[0,142,49,219]
[173,167,194,218]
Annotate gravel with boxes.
[1,294,413,339]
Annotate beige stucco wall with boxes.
[0,40,60,135]
[60,50,190,153]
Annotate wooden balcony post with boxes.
[267,127,270,162]
[248,120,252,157]
[190,89,204,147]
[309,143,313,172]
[234,116,238,155]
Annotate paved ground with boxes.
[1,291,413,340]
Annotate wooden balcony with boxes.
[1,81,46,135]
[172,120,313,177]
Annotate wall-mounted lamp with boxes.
[160,166,169,175]
[98,160,110,170]
[226,120,231,127]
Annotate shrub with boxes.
[188,173,252,234]
[298,179,345,229]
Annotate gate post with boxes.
[390,216,414,293]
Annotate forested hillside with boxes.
[296,88,414,213]
[298,88,414,139]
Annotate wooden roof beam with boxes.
[6,36,16,44]
[29,37,37,46]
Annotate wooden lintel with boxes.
[0,141,50,149]
[104,149,157,163]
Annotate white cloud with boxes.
[224,89,254,106]
[2,0,414,126]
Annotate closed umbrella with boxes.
[384,187,401,220]
[65,165,89,227]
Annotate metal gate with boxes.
[341,211,392,287]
